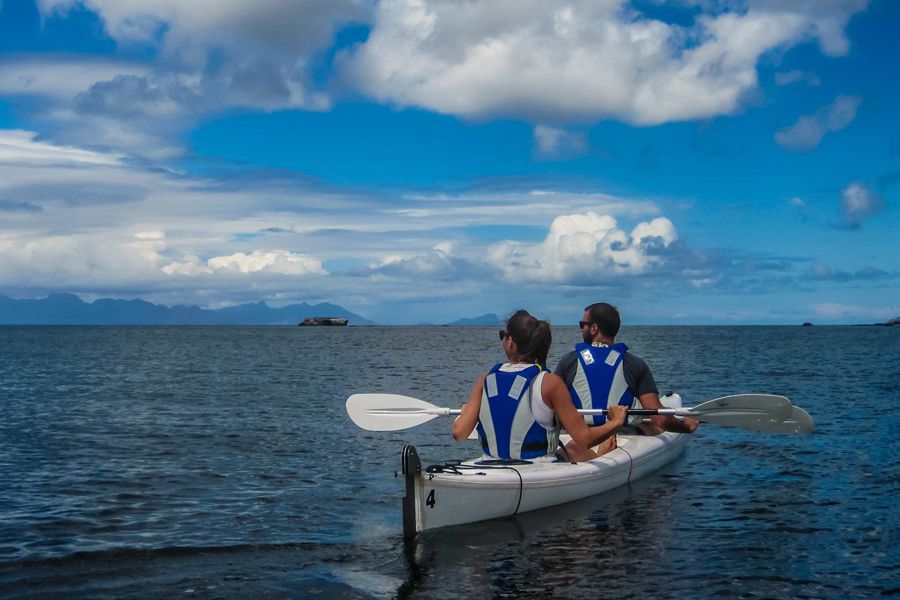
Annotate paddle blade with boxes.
[753,405,815,434]
[346,393,444,431]
[686,393,793,432]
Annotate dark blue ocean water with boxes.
[0,325,897,598]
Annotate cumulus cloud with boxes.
[365,241,488,281]
[775,95,862,152]
[0,0,868,157]
[487,211,679,284]
[9,1,370,155]
[164,250,326,276]
[339,0,867,126]
[841,182,884,227]
[0,231,170,289]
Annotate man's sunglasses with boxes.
[579,321,596,329]
[498,330,507,340]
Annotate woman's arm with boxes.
[452,372,487,441]
[542,373,626,447]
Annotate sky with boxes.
[0,0,897,325]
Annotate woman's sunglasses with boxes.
[498,330,507,340]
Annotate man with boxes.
[554,303,698,448]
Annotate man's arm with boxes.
[635,391,698,434]
[624,354,697,434]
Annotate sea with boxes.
[0,325,897,599]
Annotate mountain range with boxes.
[0,293,373,325]
[449,313,503,326]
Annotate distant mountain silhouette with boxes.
[0,293,373,325]
[450,313,503,326]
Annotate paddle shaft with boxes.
[377,407,683,416]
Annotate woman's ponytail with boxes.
[505,309,552,367]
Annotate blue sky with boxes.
[0,0,897,324]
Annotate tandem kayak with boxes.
[345,390,812,538]
[400,395,687,538]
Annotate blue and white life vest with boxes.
[476,363,558,460]
[568,343,634,425]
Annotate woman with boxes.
[452,310,626,462]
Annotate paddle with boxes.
[757,405,815,434]
[346,392,807,434]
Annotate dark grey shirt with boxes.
[554,347,659,398]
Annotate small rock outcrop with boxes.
[801,322,813,326]
[298,317,348,326]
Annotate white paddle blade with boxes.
[685,394,793,431]
[345,393,446,431]
[753,405,815,434]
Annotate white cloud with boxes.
[774,95,862,152]
[774,70,821,87]
[339,0,867,126]
[206,250,326,275]
[811,302,899,321]
[841,182,884,226]
[38,0,368,54]
[366,241,487,282]
[0,0,868,158]
[0,129,122,166]
[0,56,148,99]
[0,231,170,289]
[8,1,370,156]
[2,129,893,318]
[534,125,588,158]
[389,189,661,227]
[487,211,678,283]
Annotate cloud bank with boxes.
[0,0,867,157]
[0,129,892,321]
[339,0,866,126]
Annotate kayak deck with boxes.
[401,431,686,537]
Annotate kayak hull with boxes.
[402,429,686,537]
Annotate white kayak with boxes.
[343,390,812,538]
[401,431,686,538]
[400,395,687,538]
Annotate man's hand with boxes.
[607,405,627,426]
[682,416,699,433]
